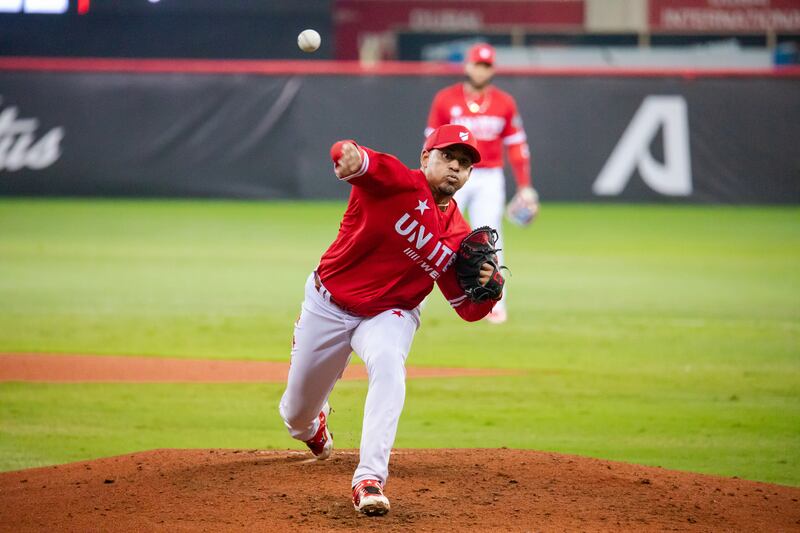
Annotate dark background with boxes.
[1,70,797,203]
[1,0,797,61]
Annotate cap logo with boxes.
[480,49,490,59]
[459,131,469,141]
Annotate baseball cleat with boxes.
[485,308,507,324]
[352,479,390,516]
[304,402,333,460]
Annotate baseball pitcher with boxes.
[279,124,506,516]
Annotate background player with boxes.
[278,124,503,516]
[426,42,539,324]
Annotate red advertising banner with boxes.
[334,0,585,59]
[650,0,800,32]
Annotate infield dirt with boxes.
[0,353,509,382]
[1,448,798,532]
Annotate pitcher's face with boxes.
[422,147,474,199]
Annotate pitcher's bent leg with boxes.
[279,275,355,441]
[350,308,419,486]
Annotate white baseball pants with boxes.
[279,272,420,487]
[455,166,507,311]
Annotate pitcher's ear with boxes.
[420,149,431,169]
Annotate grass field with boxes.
[0,199,798,485]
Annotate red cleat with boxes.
[304,403,333,460]
[352,479,390,516]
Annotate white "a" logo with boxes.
[593,96,692,196]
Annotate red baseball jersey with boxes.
[316,146,496,320]
[426,83,527,170]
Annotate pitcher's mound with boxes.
[1,449,798,532]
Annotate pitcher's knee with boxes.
[365,350,406,384]
[279,398,317,438]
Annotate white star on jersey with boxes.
[415,199,430,214]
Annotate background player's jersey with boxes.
[316,146,495,321]
[426,83,527,170]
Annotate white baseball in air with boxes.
[297,29,321,53]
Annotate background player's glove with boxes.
[506,186,540,227]
[455,226,506,302]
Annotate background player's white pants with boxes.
[279,272,420,487]
[455,166,507,311]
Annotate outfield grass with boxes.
[0,199,798,485]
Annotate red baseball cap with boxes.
[466,42,495,66]
[423,124,481,165]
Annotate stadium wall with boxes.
[0,58,798,203]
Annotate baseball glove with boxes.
[455,226,506,302]
[506,186,540,227]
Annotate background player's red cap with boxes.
[423,124,481,165]
[466,43,495,66]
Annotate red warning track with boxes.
[0,353,509,383]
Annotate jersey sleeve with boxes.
[338,146,419,194]
[425,90,449,138]
[435,264,496,322]
[500,95,533,188]
[500,95,527,147]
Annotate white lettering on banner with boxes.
[593,96,692,197]
[0,98,64,172]
[408,9,483,31]
[709,0,768,6]
[660,8,800,31]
